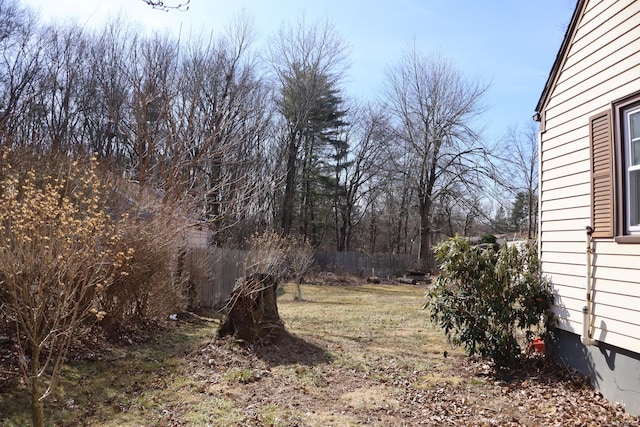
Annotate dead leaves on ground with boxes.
[186,334,639,426]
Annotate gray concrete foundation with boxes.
[551,329,640,416]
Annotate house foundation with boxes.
[552,329,640,416]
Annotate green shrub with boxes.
[425,236,554,369]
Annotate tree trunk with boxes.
[527,190,535,239]
[281,138,298,236]
[31,392,44,427]
[337,211,347,251]
[218,274,283,343]
[369,204,377,253]
[419,199,435,273]
[30,349,44,427]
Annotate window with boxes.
[611,92,640,242]
[623,105,640,233]
[589,92,640,242]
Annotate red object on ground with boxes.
[528,337,545,354]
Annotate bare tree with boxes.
[333,102,389,251]
[36,23,87,151]
[168,15,274,241]
[384,48,488,272]
[80,17,133,162]
[431,184,488,238]
[495,121,539,238]
[112,30,179,188]
[0,0,44,146]
[379,168,417,255]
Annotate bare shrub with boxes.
[243,231,314,281]
[97,177,190,335]
[284,235,314,300]
[243,231,289,278]
[243,231,314,300]
[0,149,130,427]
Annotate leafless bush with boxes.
[243,231,289,278]
[284,235,314,300]
[96,177,190,334]
[0,149,130,427]
[243,231,314,300]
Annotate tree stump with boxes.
[218,273,283,343]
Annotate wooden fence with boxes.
[186,244,416,309]
[314,251,413,278]
[186,247,246,309]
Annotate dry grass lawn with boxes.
[1,281,638,426]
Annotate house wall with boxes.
[539,0,640,414]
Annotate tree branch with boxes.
[141,0,190,11]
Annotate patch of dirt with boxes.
[187,330,639,426]
[341,386,401,410]
[0,335,19,390]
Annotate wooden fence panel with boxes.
[187,243,415,309]
[314,251,414,277]
[186,247,246,308]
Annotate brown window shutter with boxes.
[589,110,614,238]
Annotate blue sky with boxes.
[21,0,576,142]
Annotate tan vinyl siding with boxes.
[586,293,640,314]
[540,206,587,222]
[541,181,590,201]
[539,123,584,151]
[540,222,584,234]
[542,159,590,181]
[540,266,585,297]
[589,253,640,269]
[590,331,640,355]
[539,0,640,353]
[557,3,639,87]
[593,239,640,257]
[538,267,586,287]
[541,195,590,212]
[540,240,586,254]
[542,229,588,241]
[540,250,585,265]
[542,138,587,162]
[554,316,584,336]
[541,172,590,192]
[586,274,640,295]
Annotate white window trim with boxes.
[624,106,640,234]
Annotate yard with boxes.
[1,280,638,426]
